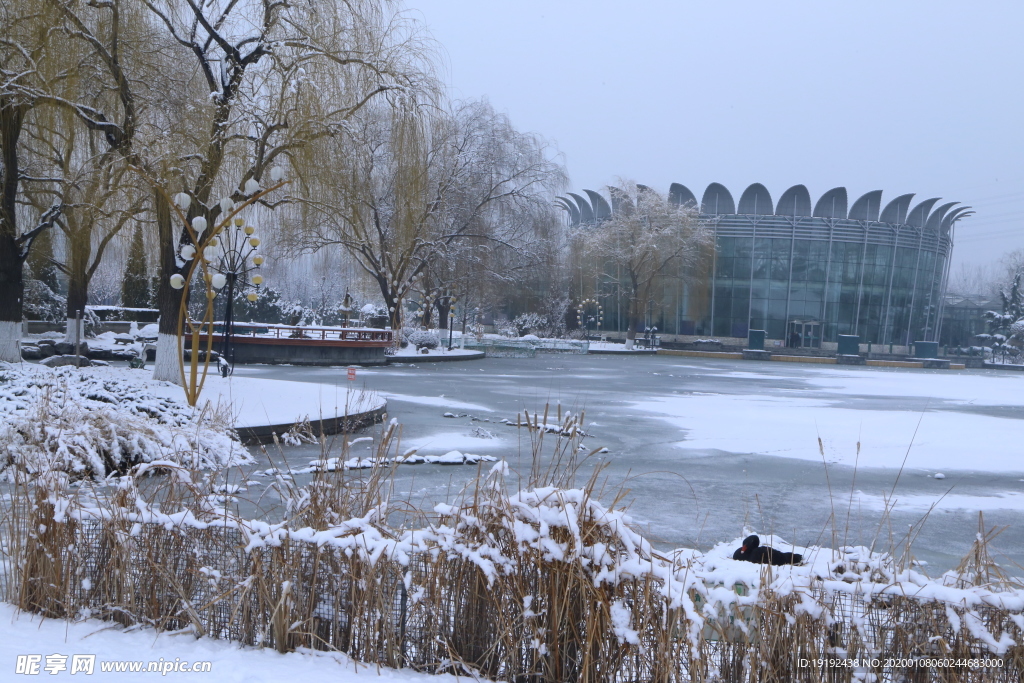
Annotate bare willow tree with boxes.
[577,182,712,349]
[0,0,66,361]
[20,108,145,339]
[136,0,432,381]
[2,0,430,379]
[291,98,566,331]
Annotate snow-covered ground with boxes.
[0,604,464,682]
[146,372,384,429]
[0,363,247,476]
[0,362,384,478]
[392,346,481,358]
[3,361,384,431]
[587,340,656,352]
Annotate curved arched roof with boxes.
[556,197,580,226]
[813,187,848,219]
[701,183,735,215]
[906,198,940,228]
[849,190,883,221]
[880,193,915,224]
[669,183,697,208]
[563,183,964,231]
[925,201,959,232]
[585,189,612,220]
[776,185,813,217]
[941,206,973,235]
[737,183,773,215]
[567,193,594,223]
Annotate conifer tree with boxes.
[121,224,150,309]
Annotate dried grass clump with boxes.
[1,406,1022,682]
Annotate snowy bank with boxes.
[143,371,385,430]
[0,604,466,683]
[0,362,248,478]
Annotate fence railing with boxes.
[195,323,393,344]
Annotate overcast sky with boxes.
[411,0,1023,273]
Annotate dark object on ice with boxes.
[732,534,803,565]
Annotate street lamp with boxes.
[159,170,286,407]
[207,218,264,373]
[576,298,603,340]
[448,296,457,350]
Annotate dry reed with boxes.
[0,408,1021,682]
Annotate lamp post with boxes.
[576,298,603,340]
[163,169,284,406]
[447,296,457,350]
[208,218,264,372]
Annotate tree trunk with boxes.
[376,276,402,332]
[0,229,23,361]
[63,242,89,342]
[0,102,26,361]
[421,300,433,329]
[625,278,641,350]
[152,189,185,382]
[435,299,450,330]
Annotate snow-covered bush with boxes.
[513,312,547,337]
[359,303,389,328]
[23,279,66,323]
[0,363,249,480]
[493,315,518,338]
[407,329,439,350]
[494,312,553,337]
[1010,319,1024,344]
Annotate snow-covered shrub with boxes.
[0,363,249,480]
[513,312,547,337]
[230,287,292,325]
[282,301,308,326]
[358,303,389,329]
[407,329,439,350]
[494,316,518,338]
[23,279,66,323]
[1010,319,1024,345]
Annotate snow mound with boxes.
[0,362,249,479]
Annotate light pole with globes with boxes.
[164,169,285,406]
[207,217,264,371]
[576,298,603,340]
[447,295,457,349]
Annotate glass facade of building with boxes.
[707,213,950,344]
[559,184,970,345]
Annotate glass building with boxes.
[559,184,972,346]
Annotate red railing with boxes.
[196,322,393,344]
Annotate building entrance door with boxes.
[787,320,822,348]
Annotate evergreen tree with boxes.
[26,225,60,292]
[121,224,150,309]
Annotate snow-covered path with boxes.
[0,604,463,682]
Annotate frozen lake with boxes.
[235,355,1024,574]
